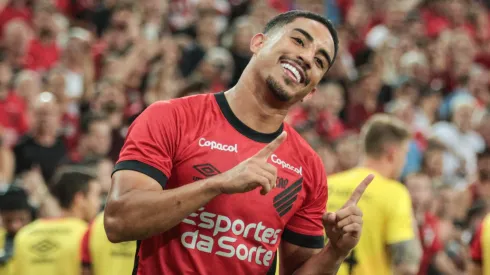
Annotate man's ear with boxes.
[250,33,266,54]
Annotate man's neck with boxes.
[360,157,394,180]
[225,67,289,134]
[61,208,84,221]
[34,132,57,147]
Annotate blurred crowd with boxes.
[0,0,489,274]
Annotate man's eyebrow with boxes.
[293,28,333,67]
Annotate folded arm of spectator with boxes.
[0,141,14,186]
[19,167,60,218]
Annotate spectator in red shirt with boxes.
[0,0,32,38]
[406,172,463,275]
[313,80,346,141]
[24,3,60,73]
[1,19,32,73]
[346,67,383,131]
[0,63,28,148]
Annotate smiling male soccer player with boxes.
[105,10,373,275]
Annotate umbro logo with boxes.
[193,163,221,177]
[31,239,58,257]
[273,178,303,217]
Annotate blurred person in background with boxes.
[466,150,490,209]
[67,113,111,165]
[421,140,446,188]
[227,16,258,87]
[413,88,442,141]
[103,2,135,57]
[327,114,422,275]
[345,67,383,131]
[81,212,136,275]
[315,80,346,141]
[58,27,94,106]
[10,169,101,275]
[477,113,490,149]
[314,141,339,174]
[13,70,42,107]
[25,3,60,73]
[13,92,67,183]
[179,9,222,78]
[432,96,486,186]
[333,133,359,172]
[189,46,234,93]
[288,80,346,142]
[1,19,33,74]
[387,99,424,180]
[470,208,490,275]
[144,37,184,103]
[406,172,463,275]
[0,62,29,148]
[365,3,407,51]
[0,186,32,275]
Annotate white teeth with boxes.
[281,63,302,83]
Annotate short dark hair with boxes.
[80,112,108,135]
[50,169,97,209]
[478,148,490,160]
[263,10,339,66]
[0,186,30,211]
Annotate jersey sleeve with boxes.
[386,186,415,244]
[80,223,93,267]
[113,101,180,188]
[282,157,327,249]
[471,221,483,263]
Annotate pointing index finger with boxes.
[343,174,374,207]
[255,132,287,159]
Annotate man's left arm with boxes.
[279,160,372,275]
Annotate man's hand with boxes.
[324,174,374,255]
[216,132,287,195]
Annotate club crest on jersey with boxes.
[271,154,303,175]
[199,138,238,153]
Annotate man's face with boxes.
[1,210,32,236]
[453,105,473,132]
[336,136,359,170]
[406,175,432,211]
[82,180,101,222]
[34,101,61,134]
[86,121,112,156]
[425,149,443,176]
[109,10,132,51]
[251,18,335,104]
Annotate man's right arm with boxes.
[386,187,422,275]
[104,101,285,243]
[105,130,286,243]
[388,239,422,275]
[104,170,223,242]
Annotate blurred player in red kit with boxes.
[105,10,374,275]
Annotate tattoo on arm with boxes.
[389,240,422,275]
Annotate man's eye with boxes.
[315,57,324,69]
[293,37,304,46]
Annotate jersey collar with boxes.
[214,92,284,143]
